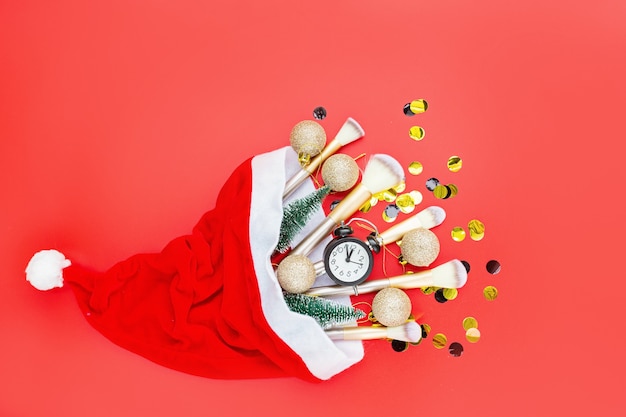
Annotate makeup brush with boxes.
[325,321,421,343]
[306,259,467,297]
[290,154,405,257]
[283,117,365,199]
[311,206,446,276]
[369,205,446,252]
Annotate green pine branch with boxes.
[284,293,366,329]
[276,185,330,253]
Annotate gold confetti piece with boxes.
[433,184,450,199]
[409,126,425,141]
[451,227,466,242]
[432,333,447,349]
[393,181,406,193]
[443,288,458,300]
[463,317,479,330]
[421,323,432,335]
[375,189,397,202]
[483,285,498,301]
[408,161,423,175]
[466,328,481,343]
[409,99,428,114]
[468,219,485,241]
[447,184,458,198]
[359,200,372,213]
[396,193,416,214]
[421,286,437,295]
[447,156,463,172]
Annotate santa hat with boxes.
[25,146,364,382]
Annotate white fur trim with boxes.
[249,147,364,380]
[25,249,71,291]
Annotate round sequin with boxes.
[434,288,448,303]
[375,189,397,202]
[463,317,478,330]
[443,288,458,300]
[447,156,463,172]
[396,193,416,214]
[468,219,485,241]
[391,339,409,352]
[408,161,423,175]
[409,190,423,205]
[383,204,400,222]
[403,103,416,116]
[466,328,481,343]
[421,324,431,338]
[448,342,464,357]
[433,184,451,199]
[432,333,447,349]
[409,126,425,141]
[409,99,428,114]
[451,227,466,242]
[447,184,458,198]
[393,181,406,193]
[312,106,327,120]
[421,286,436,295]
[425,178,440,191]
[483,286,498,301]
[359,200,373,213]
[461,260,471,273]
[486,260,501,274]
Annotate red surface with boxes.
[1,0,625,416]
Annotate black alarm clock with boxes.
[323,224,374,286]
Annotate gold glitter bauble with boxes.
[276,254,316,294]
[289,120,326,158]
[371,288,412,327]
[399,228,440,267]
[321,154,360,192]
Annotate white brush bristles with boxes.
[417,206,446,229]
[361,154,404,194]
[386,321,422,343]
[335,117,365,146]
[432,259,468,289]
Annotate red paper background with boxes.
[2,0,625,415]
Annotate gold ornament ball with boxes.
[276,254,316,294]
[372,288,412,327]
[400,227,441,267]
[289,120,326,158]
[321,154,360,192]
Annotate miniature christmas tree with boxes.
[284,293,366,329]
[276,185,331,253]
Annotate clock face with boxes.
[323,237,374,286]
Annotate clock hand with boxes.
[347,260,363,267]
[345,247,354,262]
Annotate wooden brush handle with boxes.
[305,270,434,297]
[325,326,389,341]
[283,139,343,199]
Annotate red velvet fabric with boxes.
[62,158,318,381]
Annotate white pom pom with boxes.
[25,249,71,291]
